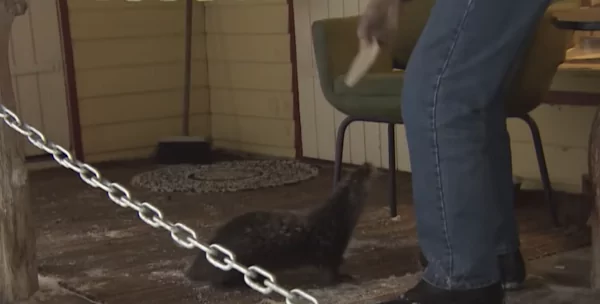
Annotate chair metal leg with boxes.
[388,124,398,217]
[333,116,356,187]
[519,114,560,227]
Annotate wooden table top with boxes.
[553,7,600,30]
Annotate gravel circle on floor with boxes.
[130,159,320,193]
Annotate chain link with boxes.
[0,104,319,304]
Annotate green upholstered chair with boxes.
[311,2,569,226]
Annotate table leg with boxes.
[588,105,600,289]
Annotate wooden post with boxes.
[582,174,599,289]
[590,104,600,290]
[592,211,600,289]
[0,0,38,303]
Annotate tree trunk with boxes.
[0,1,38,303]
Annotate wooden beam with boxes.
[588,101,600,289]
[0,0,39,302]
[582,174,600,289]
[592,212,600,289]
[546,91,600,106]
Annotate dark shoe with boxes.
[377,279,505,304]
[418,250,526,291]
[498,250,526,290]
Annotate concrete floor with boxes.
[11,155,600,303]
[507,247,600,303]
[24,248,600,304]
[271,248,600,303]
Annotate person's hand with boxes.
[357,0,404,45]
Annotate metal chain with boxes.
[0,104,319,304]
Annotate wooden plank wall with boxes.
[205,0,296,158]
[10,0,70,157]
[66,0,210,162]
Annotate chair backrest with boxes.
[311,2,569,114]
[504,9,569,115]
[388,0,436,67]
[390,2,569,114]
[310,0,434,94]
[311,15,387,90]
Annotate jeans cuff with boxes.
[421,267,500,290]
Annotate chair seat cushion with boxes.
[330,72,404,122]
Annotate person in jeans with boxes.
[357,0,552,303]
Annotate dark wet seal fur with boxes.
[184,162,376,289]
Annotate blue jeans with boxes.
[401,0,551,290]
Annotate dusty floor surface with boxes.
[15,155,600,303]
